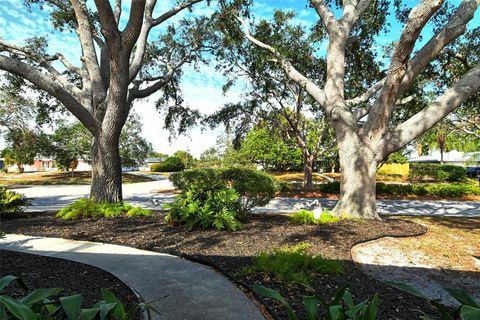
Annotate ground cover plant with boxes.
[0,275,151,320]
[242,243,344,284]
[57,199,152,220]
[289,210,342,225]
[253,284,378,320]
[165,184,242,231]
[150,156,185,173]
[0,187,28,218]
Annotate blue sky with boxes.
[0,0,479,156]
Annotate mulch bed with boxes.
[1,213,438,319]
[276,191,480,201]
[0,250,140,318]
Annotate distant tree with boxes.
[45,120,91,171]
[1,128,47,172]
[238,126,302,172]
[173,150,194,169]
[149,151,169,159]
[119,113,153,168]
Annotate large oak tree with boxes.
[0,0,228,202]
[235,0,480,219]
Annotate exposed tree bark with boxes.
[303,155,314,191]
[240,0,480,219]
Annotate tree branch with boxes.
[381,62,480,157]
[152,0,204,26]
[238,17,327,108]
[310,0,338,34]
[0,55,99,135]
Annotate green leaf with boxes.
[460,305,480,320]
[78,308,99,320]
[20,288,62,307]
[60,294,82,320]
[303,295,318,320]
[365,294,379,320]
[98,302,116,320]
[0,295,35,320]
[385,281,427,299]
[0,276,28,292]
[328,305,345,320]
[252,285,297,320]
[330,286,347,306]
[431,301,454,320]
[445,288,480,308]
[342,290,354,309]
[101,289,126,320]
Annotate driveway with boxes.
[11,174,480,217]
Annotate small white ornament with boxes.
[313,207,322,220]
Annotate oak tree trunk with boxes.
[303,156,314,191]
[90,132,123,203]
[332,137,381,220]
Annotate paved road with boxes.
[12,174,176,212]
[11,173,480,217]
[0,234,264,320]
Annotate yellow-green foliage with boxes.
[289,209,342,225]
[57,198,152,220]
[378,163,409,176]
[243,243,344,284]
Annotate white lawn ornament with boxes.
[305,199,322,219]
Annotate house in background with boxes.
[408,150,480,167]
[139,157,168,171]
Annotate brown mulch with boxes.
[0,250,140,318]
[1,213,438,319]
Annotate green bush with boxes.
[254,284,379,320]
[318,181,340,194]
[409,163,467,182]
[57,198,152,220]
[165,184,242,231]
[0,187,29,218]
[276,181,292,192]
[289,209,342,225]
[0,275,156,320]
[150,156,185,172]
[170,167,276,212]
[242,243,343,284]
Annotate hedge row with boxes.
[318,181,480,197]
[408,163,467,182]
[150,156,184,172]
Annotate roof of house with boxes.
[408,150,480,163]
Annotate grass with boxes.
[273,172,327,183]
[57,198,153,220]
[289,209,342,225]
[0,171,154,185]
[241,243,344,284]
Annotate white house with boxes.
[408,150,480,167]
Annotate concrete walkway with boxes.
[0,234,264,320]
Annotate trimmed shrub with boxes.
[0,187,29,218]
[242,243,344,284]
[409,163,467,182]
[276,181,292,192]
[165,184,242,231]
[170,167,276,212]
[57,198,152,220]
[319,181,479,197]
[151,156,184,172]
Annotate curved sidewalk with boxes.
[0,234,264,320]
